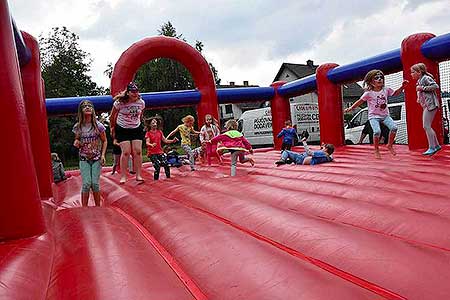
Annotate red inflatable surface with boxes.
[2,144,450,299]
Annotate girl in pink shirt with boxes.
[210,119,254,176]
[145,116,178,180]
[345,70,407,159]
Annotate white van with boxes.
[345,100,450,144]
[238,102,319,146]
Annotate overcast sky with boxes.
[9,0,450,90]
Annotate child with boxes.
[199,114,222,165]
[210,119,254,176]
[73,100,107,206]
[145,116,178,180]
[110,82,145,184]
[167,115,200,171]
[276,138,334,166]
[277,120,298,151]
[51,153,67,183]
[164,145,183,168]
[410,63,441,155]
[344,69,407,159]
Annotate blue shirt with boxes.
[310,151,333,165]
[277,127,297,144]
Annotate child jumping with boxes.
[410,63,441,155]
[199,114,222,165]
[145,116,178,180]
[344,69,407,159]
[167,115,200,171]
[72,100,107,206]
[277,120,298,151]
[210,119,254,176]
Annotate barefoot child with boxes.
[73,100,107,206]
[344,69,407,159]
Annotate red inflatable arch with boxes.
[110,36,219,126]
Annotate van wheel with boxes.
[345,139,354,145]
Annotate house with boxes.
[273,60,364,108]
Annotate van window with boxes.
[351,110,368,127]
[389,105,401,121]
[225,104,233,114]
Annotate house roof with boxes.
[274,61,364,99]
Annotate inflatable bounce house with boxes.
[2,1,450,299]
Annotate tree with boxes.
[132,21,221,135]
[41,27,106,163]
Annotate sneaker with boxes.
[275,159,286,166]
[434,145,442,152]
[422,148,436,156]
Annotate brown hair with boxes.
[285,120,292,126]
[204,114,217,125]
[144,115,163,131]
[322,143,335,155]
[411,63,434,78]
[363,69,384,91]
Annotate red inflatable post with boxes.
[21,31,53,198]
[0,1,45,240]
[316,63,344,146]
[401,33,443,150]
[110,36,218,128]
[270,81,290,150]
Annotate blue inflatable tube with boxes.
[217,87,274,103]
[421,33,450,62]
[277,75,317,98]
[46,87,274,115]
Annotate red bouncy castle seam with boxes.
[112,206,208,300]
[168,198,406,300]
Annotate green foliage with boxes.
[41,27,105,164]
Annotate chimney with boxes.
[229,81,235,86]
[306,59,314,67]
[243,81,249,86]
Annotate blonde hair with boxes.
[411,63,434,78]
[225,119,238,130]
[182,115,195,123]
[363,69,384,91]
[75,100,99,133]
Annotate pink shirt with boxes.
[113,99,145,128]
[361,87,394,119]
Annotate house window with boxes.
[225,104,233,114]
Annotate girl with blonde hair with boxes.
[410,63,441,155]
